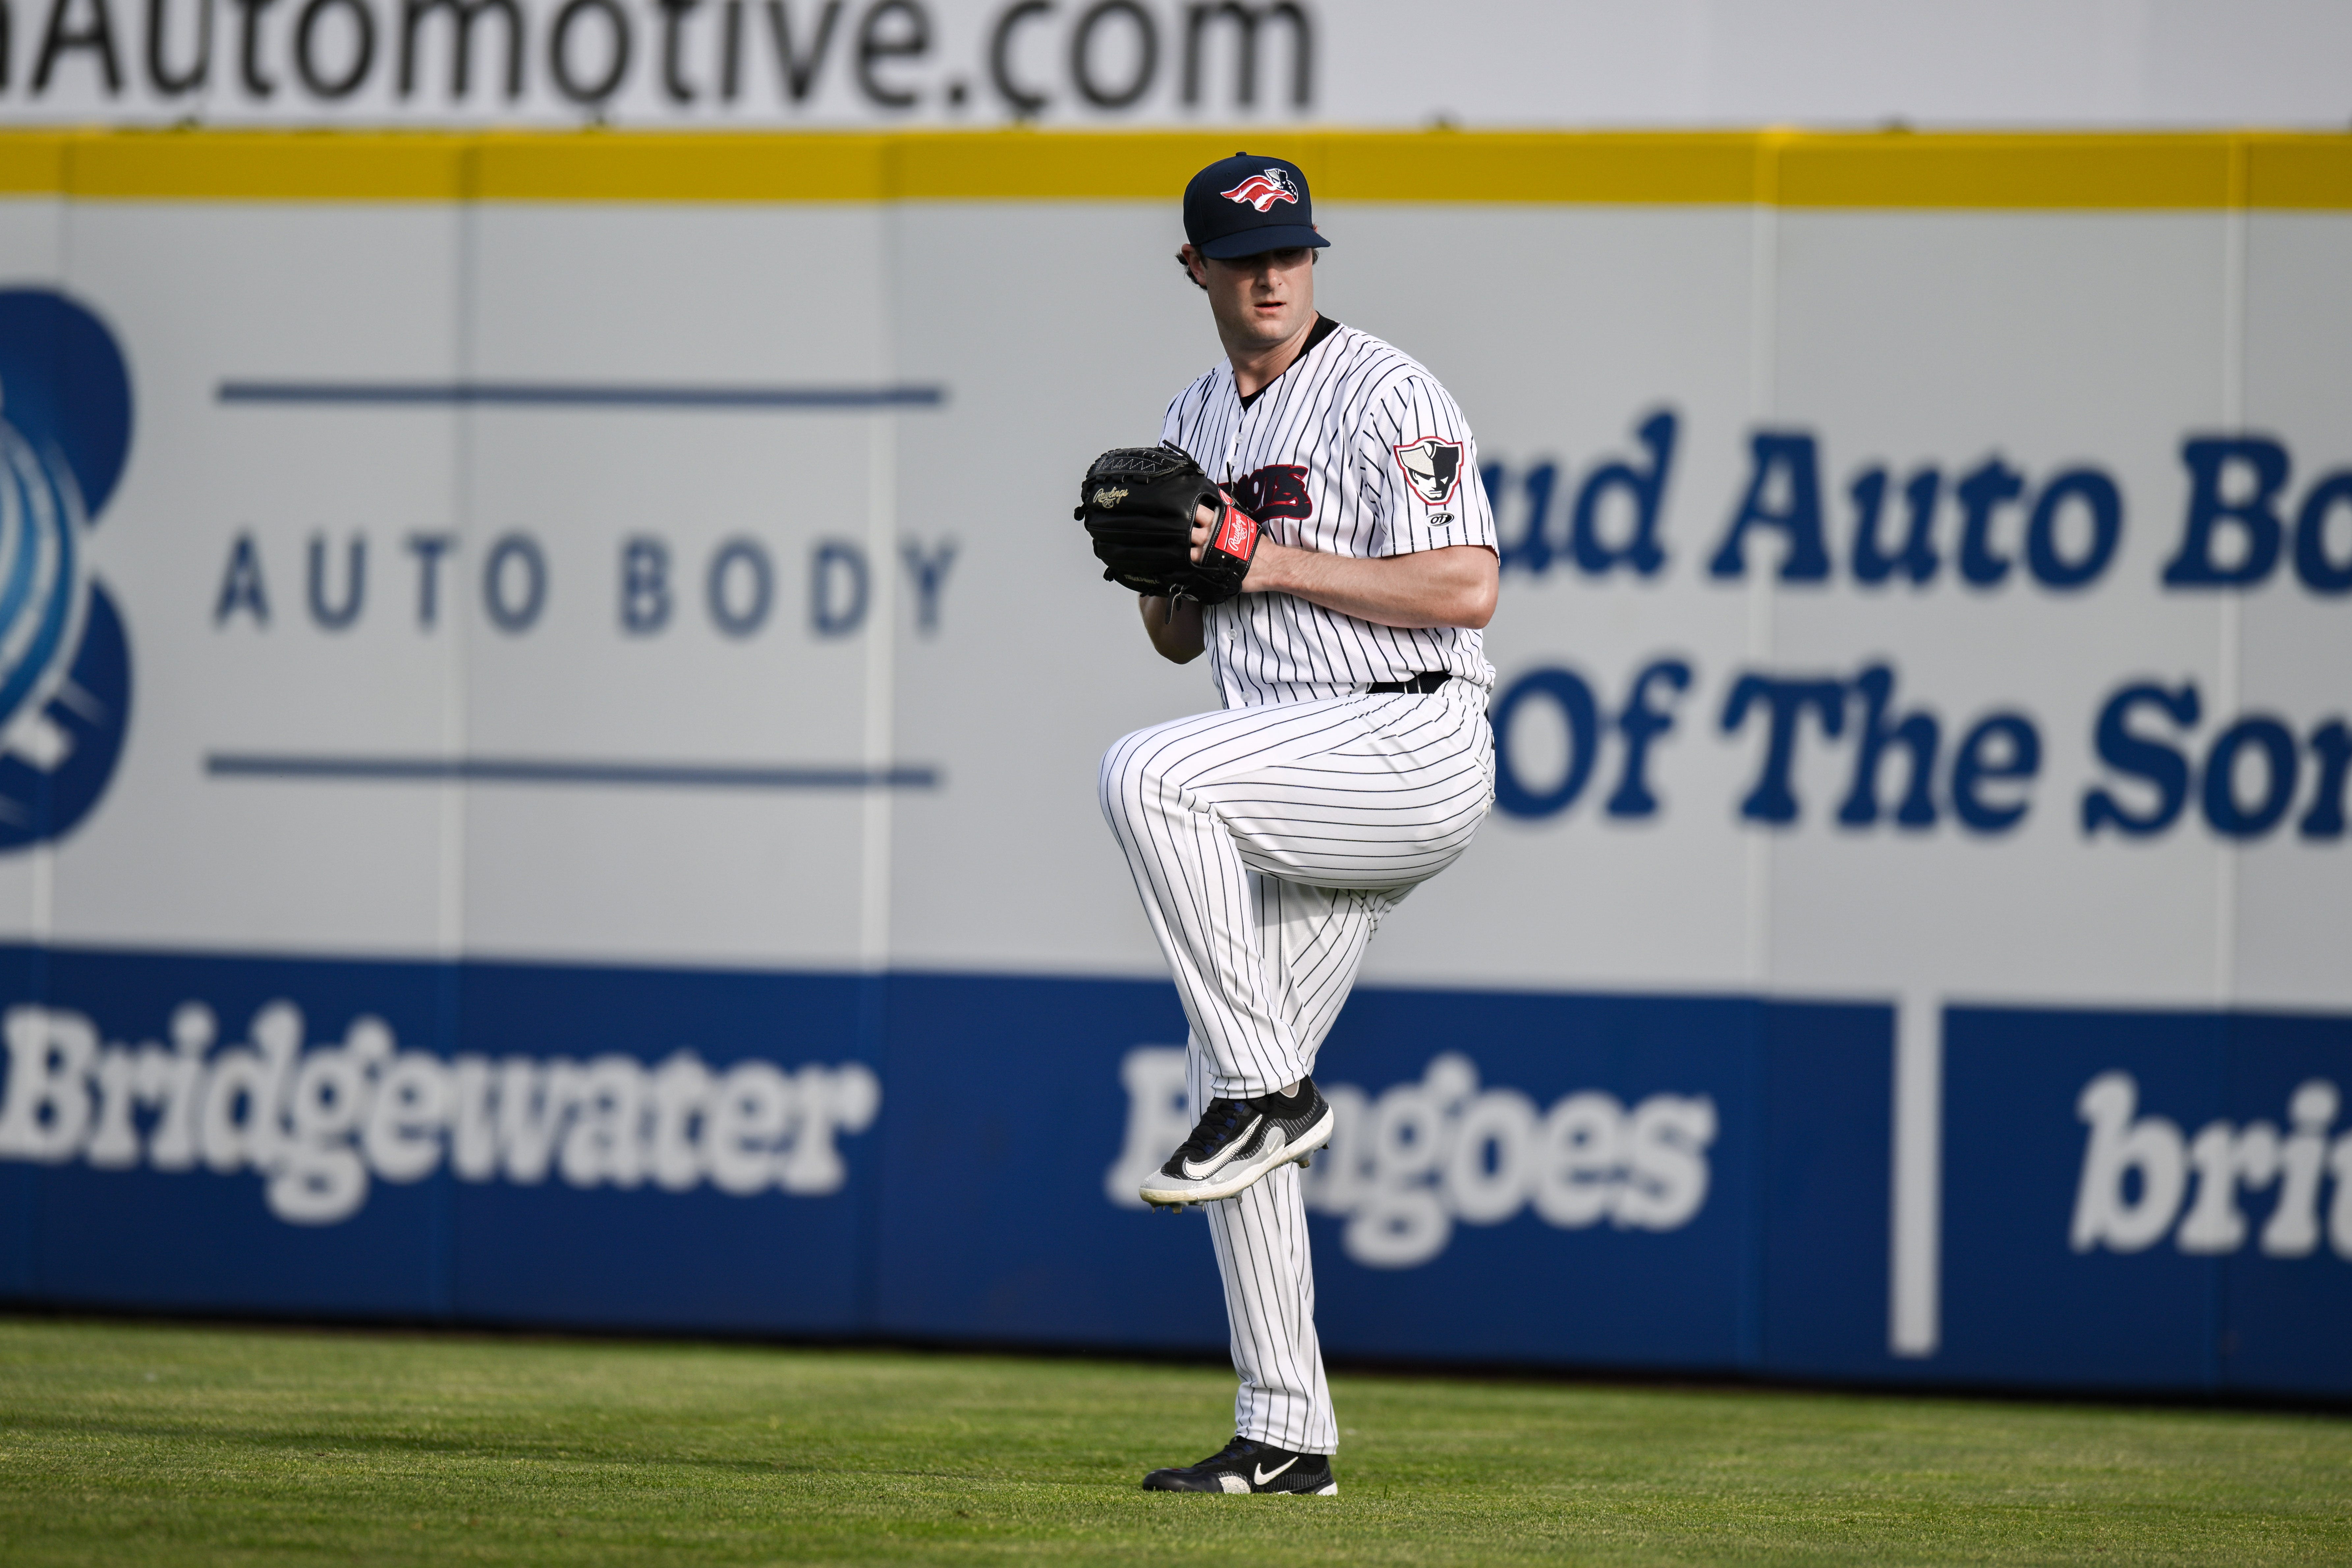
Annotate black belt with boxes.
[1367,671,1451,694]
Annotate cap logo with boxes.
[1220,168,1300,212]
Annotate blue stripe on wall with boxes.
[205,756,941,790]
[217,382,947,410]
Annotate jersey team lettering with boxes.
[1231,464,1313,520]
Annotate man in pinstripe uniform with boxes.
[1100,154,1500,1496]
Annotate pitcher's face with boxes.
[1192,247,1317,351]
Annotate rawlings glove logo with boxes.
[1209,505,1259,561]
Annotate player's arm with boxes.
[1187,506,1497,630]
[1247,537,1497,630]
[1139,594,1205,662]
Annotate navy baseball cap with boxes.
[1183,153,1330,261]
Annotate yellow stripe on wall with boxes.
[476,132,886,202]
[1775,133,2238,210]
[0,127,2344,210]
[1321,133,1766,207]
[69,133,471,202]
[2245,136,2352,210]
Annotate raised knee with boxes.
[1099,730,1160,828]
[1106,724,1204,828]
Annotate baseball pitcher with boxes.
[1080,152,1500,1496]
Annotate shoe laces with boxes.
[1195,1435,1261,1468]
[1177,1099,1252,1160]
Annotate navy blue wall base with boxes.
[1,945,2344,1394]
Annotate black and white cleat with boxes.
[1137,1078,1334,1209]
[1141,1435,1336,1495]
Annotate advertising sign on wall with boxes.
[0,129,2346,1395]
[2,1,2348,131]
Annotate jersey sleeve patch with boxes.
[1392,436,1465,506]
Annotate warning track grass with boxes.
[1,1318,2345,1566]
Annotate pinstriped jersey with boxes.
[1160,320,1499,710]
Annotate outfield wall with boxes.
[0,130,2348,1396]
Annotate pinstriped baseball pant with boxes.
[1098,683,1495,1453]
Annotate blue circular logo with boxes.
[0,290,132,848]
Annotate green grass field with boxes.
[2,1318,2346,1565]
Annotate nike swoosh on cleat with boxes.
[1253,1457,1298,1486]
[1180,1116,1266,1179]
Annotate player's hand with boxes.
[1196,496,1279,590]
[1190,501,1217,563]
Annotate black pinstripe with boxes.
[1107,322,1498,1460]
[1161,323,1499,709]
[1204,1158,1332,1453]
[1099,685,1494,1457]
[1099,685,1494,1099]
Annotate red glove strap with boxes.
[1209,502,1259,562]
